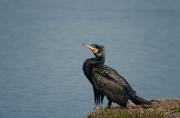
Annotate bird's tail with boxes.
[130,95,152,108]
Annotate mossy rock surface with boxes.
[88,99,180,118]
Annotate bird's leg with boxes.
[123,106,128,112]
[118,105,128,112]
[107,101,112,108]
[93,105,98,111]
[100,103,103,110]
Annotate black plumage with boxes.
[82,44,151,108]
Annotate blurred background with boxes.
[0,0,180,118]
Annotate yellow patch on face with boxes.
[91,47,98,53]
[85,45,99,53]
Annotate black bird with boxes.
[82,44,151,108]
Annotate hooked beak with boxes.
[82,43,98,53]
[82,44,93,50]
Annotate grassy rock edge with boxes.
[88,99,180,118]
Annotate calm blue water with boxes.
[0,0,180,118]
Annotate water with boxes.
[0,0,180,117]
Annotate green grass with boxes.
[172,106,180,112]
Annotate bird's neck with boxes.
[96,55,105,64]
[85,56,105,66]
[83,56,105,80]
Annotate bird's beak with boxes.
[82,44,97,53]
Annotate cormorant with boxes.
[82,44,151,108]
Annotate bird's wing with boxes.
[92,67,128,103]
[92,64,136,95]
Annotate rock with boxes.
[88,99,180,118]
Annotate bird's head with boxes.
[83,44,105,58]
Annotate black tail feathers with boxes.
[130,95,152,108]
